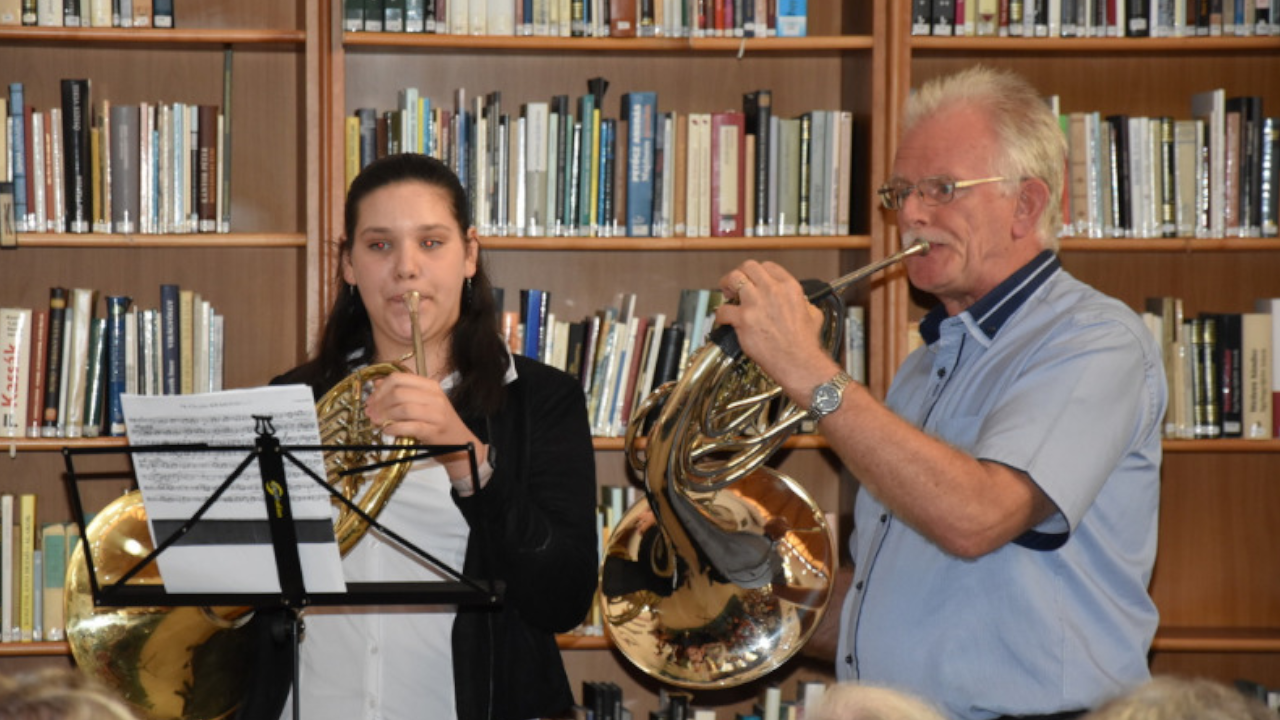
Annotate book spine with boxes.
[18,493,35,642]
[60,79,91,233]
[159,283,179,395]
[623,92,656,237]
[40,288,67,436]
[80,316,106,437]
[0,307,32,438]
[40,522,66,642]
[104,295,130,435]
[1,494,12,642]
[24,309,47,437]
[8,85,26,229]
[150,0,169,26]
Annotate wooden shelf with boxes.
[1060,237,1280,253]
[1153,628,1280,653]
[344,33,874,52]
[479,234,871,251]
[0,27,305,44]
[592,434,831,451]
[909,36,1280,53]
[12,233,307,249]
[0,642,72,658]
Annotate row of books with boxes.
[573,678,830,720]
[497,287,866,438]
[1143,297,1280,440]
[342,0,809,38]
[0,0,174,28]
[3,80,229,236]
[0,494,78,645]
[349,85,854,239]
[0,285,224,440]
[1058,91,1278,240]
[913,0,1278,37]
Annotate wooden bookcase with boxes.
[322,4,885,717]
[887,3,1280,689]
[0,0,320,673]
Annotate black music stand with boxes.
[63,415,503,720]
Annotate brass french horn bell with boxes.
[64,291,430,720]
[600,242,929,689]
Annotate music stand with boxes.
[63,415,503,720]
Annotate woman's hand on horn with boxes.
[364,372,484,487]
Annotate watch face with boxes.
[813,385,840,414]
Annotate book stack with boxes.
[2,0,174,28]
[341,0,807,38]
[913,0,1278,38]
[1056,92,1278,240]
[0,284,224,440]
[347,85,855,239]
[1142,295,1277,440]
[0,494,77,645]
[3,81,228,236]
[495,286,866,439]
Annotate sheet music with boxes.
[121,385,346,594]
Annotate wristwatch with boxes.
[808,371,853,421]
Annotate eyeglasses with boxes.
[877,176,1007,210]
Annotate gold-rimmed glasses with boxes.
[877,176,1007,210]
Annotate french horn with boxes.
[600,242,929,689]
[63,292,431,720]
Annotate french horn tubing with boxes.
[64,291,430,720]
[600,241,930,689]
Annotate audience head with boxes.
[807,681,947,720]
[1086,675,1275,720]
[0,669,138,720]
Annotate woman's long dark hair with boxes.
[302,153,508,418]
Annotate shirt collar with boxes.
[919,250,1061,346]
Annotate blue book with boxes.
[597,118,615,236]
[622,92,657,237]
[8,83,26,229]
[160,284,180,395]
[521,288,546,360]
[777,0,807,36]
[104,296,131,436]
[576,93,596,233]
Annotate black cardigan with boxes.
[270,354,599,720]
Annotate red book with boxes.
[709,111,745,237]
[25,309,48,438]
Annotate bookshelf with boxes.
[890,3,1280,688]
[323,3,883,717]
[0,0,320,674]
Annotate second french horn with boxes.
[600,242,929,689]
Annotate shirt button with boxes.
[844,654,853,665]
[937,368,946,378]
[855,581,864,591]
[880,514,888,522]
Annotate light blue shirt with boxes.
[836,251,1166,719]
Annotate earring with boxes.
[463,277,474,310]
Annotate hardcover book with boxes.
[0,307,32,438]
[743,89,772,237]
[622,91,656,237]
[709,110,745,237]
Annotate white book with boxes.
[0,307,32,437]
[469,0,487,34]
[524,101,548,236]
[1190,89,1226,238]
[139,102,153,233]
[1,494,14,642]
[36,0,61,26]
[49,107,65,233]
[845,305,866,385]
[633,311,666,416]
[1242,311,1273,439]
[194,298,210,394]
[608,315,641,437]
[488,0,513,34]
[30,110,45,232]
[61,287,96,438]
[209,311,224,392]
[124,309,138,394]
